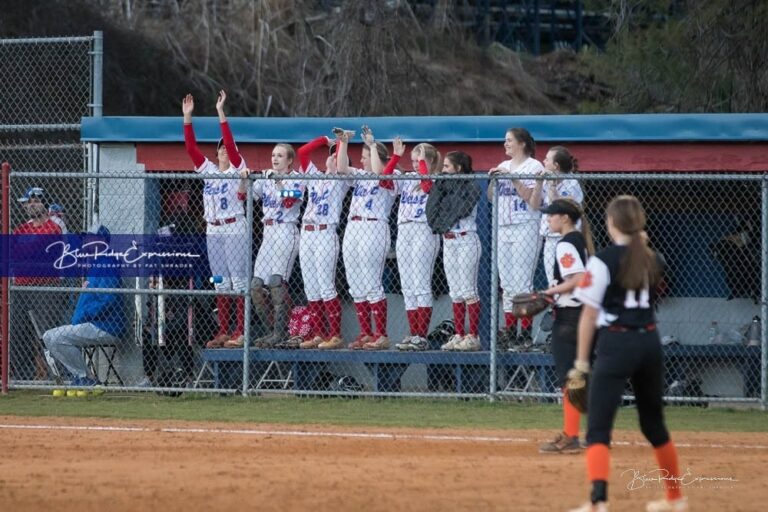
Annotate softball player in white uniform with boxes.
[377,140,440,351]
[433,151,482,352]
[182,92,248,349]
[232,144,304,348]
[489,127,544,345]
[294,134,353,350]
[532,146,584,285]
[337,134,397,350]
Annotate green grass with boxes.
[0,391,766,432]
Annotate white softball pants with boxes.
[253,222,300,283]
[396,222,440,310]
[442,232,481,302]
[207,216,248,292]
[299,225,340,301]
[498,221,541,312]
[343,220,390,303]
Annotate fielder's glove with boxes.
[511,291,554,317]
[565,361,590,413]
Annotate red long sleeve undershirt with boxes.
[379,154,401,190]
[417,160,433,193]
[219,121,242,168]
[183,123,205,168]
[298,136,328,172]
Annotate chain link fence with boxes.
[1,34,101,389]
[4,167,766,404]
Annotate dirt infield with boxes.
[1,416,765,512]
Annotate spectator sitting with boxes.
[42,224,126,386]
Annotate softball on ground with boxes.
[66,389,78,397]
[52,389,65,397]
[75,390,90,398]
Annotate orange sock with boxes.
[563,388,581,438]
[587,444,610,482]
[653,441,683,501]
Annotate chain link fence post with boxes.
[761,175,767,410]
[488,173,499,401]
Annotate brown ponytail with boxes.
[606,195,661,290]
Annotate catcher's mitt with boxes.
[511,291,554,317]
[565,367,589,413]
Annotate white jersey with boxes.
[554,237,587,307]
[252,171,305,224]
[348,167,396,220]
[448,205,478,234]
[394,176,430,224]
[495,157,543,225]
[301,161,352,225]
[196,158,245,223]
[540,178,584,236]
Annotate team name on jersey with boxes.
[262,194,281,208]
[497,183,519,197]
[309,188,330,204]
[401,191,427,206]
[204,182,230,195]
[353,184,379,197]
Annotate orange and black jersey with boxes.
[574,245,665,328]
[552,231,588,308]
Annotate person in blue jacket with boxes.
[43,224,126,386]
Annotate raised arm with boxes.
[379,137,405,190]
[414,143,433,193]
[216,90,242,168]
[362,126,384,174]
[182,94,205,168]
[334,128,354,174]
[298,136,331,172]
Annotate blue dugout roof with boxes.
[81,113,768,143]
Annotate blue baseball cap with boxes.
[49,203,64,214]
[18,186,44,203]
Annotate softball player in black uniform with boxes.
[569,196,686,512]
[537,199,594,454]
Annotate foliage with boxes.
[581,0,768,112]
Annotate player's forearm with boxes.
[417,159,432,192]
[183,123,205,168]
[378,154,399,189]
[530,180,544,210]
[546,272,583,296]
[298,136,328,171]
[219,121,242,168]
[336,141,350,173]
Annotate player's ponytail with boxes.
[416,143,441,174]
[571,200,594,256]
[548,146,577,173]
[606,195,661,290]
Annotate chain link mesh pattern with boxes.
[0,37,92,130]
[5,169,764,404]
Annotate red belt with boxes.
[303,224,328,232]
[208,217,237,226]
[606,324,656,333]
[350,216,378,222]
[264,219,284,226]
[443,231,468,239]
